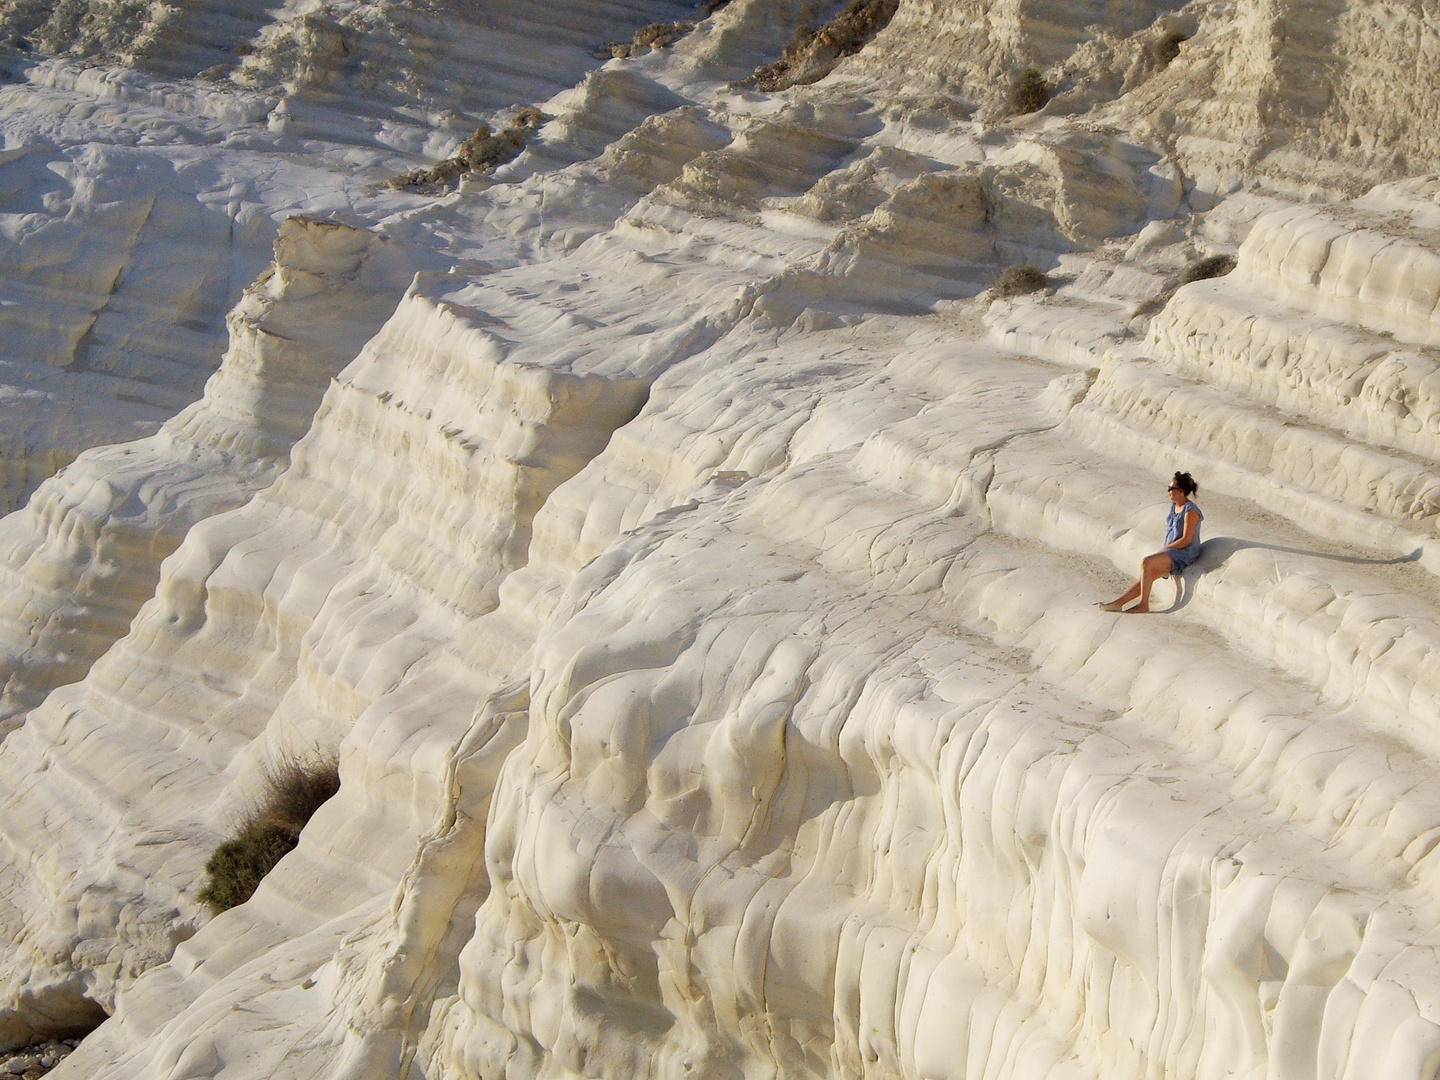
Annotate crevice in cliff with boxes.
[0,1031,88,1078]
[0,991,105,1061]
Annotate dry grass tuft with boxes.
[1179,252,1236,283]
[610,20,694,58]
[745,0,900,92]
[1134,251,1238,317]
[991,264,1051,298]
[606,2,732,59]
[198,755,340,913]
[390,107,548,191]
[1009,67,1049,114]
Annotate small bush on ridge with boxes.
[390,107,547,190]
[745,0,901,92]
[198,755,340,913]
[1133,252,1238,317]
[607,2,733,59]
[991,264,1051,298]
[610,20,693,58]
[1179,252,1236,284]
[1010,67,1049,114]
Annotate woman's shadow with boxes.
[1165,537,1424,611]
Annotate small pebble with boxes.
[0,1040,75,1079]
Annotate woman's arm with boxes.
[1165,508,1200,550]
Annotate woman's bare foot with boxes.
[1129,604,1150,614]
[1098,601,1127,612]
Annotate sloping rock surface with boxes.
[0,1,1437,1079]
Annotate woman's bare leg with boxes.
[1100,580,1142,612]
[1131,552,1174,613]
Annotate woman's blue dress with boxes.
[1164,501,1203,571]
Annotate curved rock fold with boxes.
[0,0,1439,1078]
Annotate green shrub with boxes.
[198,756,340,913]
[991,264,1050,298]
[1010,67,1049,114]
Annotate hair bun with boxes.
[1172,471,1198,496]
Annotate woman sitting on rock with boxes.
[1100,471,1202,613]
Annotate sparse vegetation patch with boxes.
[991,264,1051,298]
[610,20,693,58]
[198,755,340,913]
[1134,251,1238,316]
[1009,67,1050,114]
[744,0,901,92]
[1179,252,1236,283]
[389,107,547,191]
[606,1,732,59]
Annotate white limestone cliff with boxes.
[0,0,1439,1078]
[0,215,423,733]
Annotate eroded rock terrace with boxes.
[0,1,1438,1079]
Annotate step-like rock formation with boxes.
[0,132,274,512]
[0,216,422,735]
[0,0,700,510]
[0,0,1439,1078]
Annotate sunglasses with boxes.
[1167,486,1182,492]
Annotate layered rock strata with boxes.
[0,0,703,506]
[0,216,422,734]
[0,0,1438,1079]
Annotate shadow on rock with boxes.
[1165,536,1423,611]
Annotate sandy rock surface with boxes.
[0,0,1438,1078]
